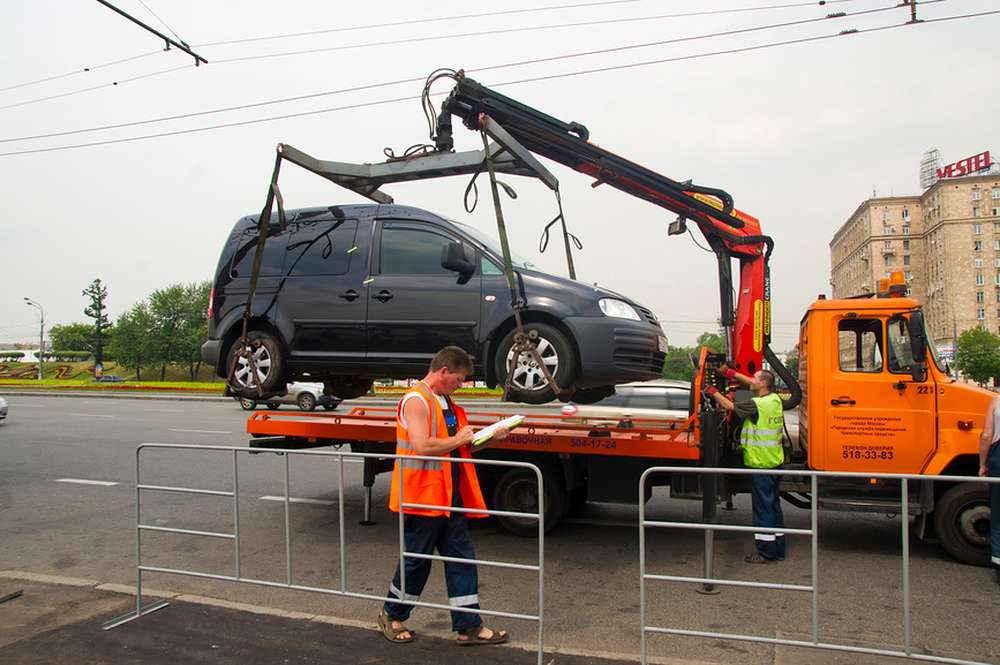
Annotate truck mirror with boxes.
[441,242,475,275]
[907,311,928,382]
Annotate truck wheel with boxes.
[297,392,316,412]
[933,482,991,566]
[323,377,374,401]
[494,323,576,405]
[238,397,257,411]
[492,468,566,537]
[226,330,286,396]
[266,402,281,410]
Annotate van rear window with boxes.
[229,227,286,278]
[284,219,358,277]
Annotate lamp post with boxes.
[23,298,44,380]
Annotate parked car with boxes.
[0,396,7,421]
[94,375,125,383]
[561,379,692,427]
[202,204,667,404]
[237,382,341,412]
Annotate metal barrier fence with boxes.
[639,467,998,665]
[103,443,545,664]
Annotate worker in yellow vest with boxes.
[378,346,510,646]
[706,367,786,564]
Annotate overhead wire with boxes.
[136,0,187,45]
[0,49,163,95]
[1,8,996,157]
[0,1,912,143]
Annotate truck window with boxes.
[481,256,504,276]
[886,315,916,375]
[284,219,358,277]
[380,226,457,275]
[230,227,286,279]
[838,319,883,373]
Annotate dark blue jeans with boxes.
[989,443,1000,570]
[751,473,786,560]
[384,514,481,632]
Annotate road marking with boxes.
[259,496,336,506]
[55,478,119,487]
[10,404,43,408]
[168,428,232,434]
[67,413,115,418]
[143,408,184,413]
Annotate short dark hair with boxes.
[430,346,473,374]
[758,369,776,392]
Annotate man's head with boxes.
[750,369,776,395]
[425,346,473,395]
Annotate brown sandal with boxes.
[456,624,509,646]
[378,610,413,644]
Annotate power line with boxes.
[0,64,191,112]
[136,0,186,46]
[0,49,163,95]
[1,9,994,158]
[0,1,904,142]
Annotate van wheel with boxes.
[933,482,991,566]
[492,468,566,537]
[297,392,316,412]
[494,323,576,405]
[227,330,286,396]
[238,398,257,411]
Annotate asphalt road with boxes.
[0,393,997,665]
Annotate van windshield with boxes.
[447,218,536,269]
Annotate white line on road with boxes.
[259,495,335,506]
[168,428,232,434]
[143,408,184,413]
[67,413,115,418]
[11,404,44,408]
[55,478,119,487]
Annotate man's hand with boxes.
[493,426,510,441]
[453,426,475,448]
[980,464,989,477]
[705,386,719,397]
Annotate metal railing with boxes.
[103,443,545,664]
[639,466,998,665]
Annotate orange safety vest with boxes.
[388,381,488,518]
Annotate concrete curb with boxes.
[0,569,712,665]
[0,390,232,402]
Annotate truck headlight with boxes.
[599,298,641,321]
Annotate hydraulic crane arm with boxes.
[437,74,795,396]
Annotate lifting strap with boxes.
[538,189,581,281]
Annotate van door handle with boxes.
[339,290,359,301]
[373,290,394,303]
[831,397,856,406]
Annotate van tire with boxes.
[492,468,566,537]
[494,323,576,405]
[297,392,316,412]
[933,482,991,566]
[226,330,286,396]
[238,398,257,411]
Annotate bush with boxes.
[41,350,92,362]
[0,351,25,360]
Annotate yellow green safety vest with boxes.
[740,392,785,469]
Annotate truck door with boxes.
[366,220,482,375]
[824,315,934,473]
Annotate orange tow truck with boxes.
[238,73,992,565]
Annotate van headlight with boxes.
[599,298,641,321]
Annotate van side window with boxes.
[380,226,455,275]
[285,219,358,277]
[230,227,286,278]
[838,319,883,372]
[886,316,916,375]
[481,256,504,276]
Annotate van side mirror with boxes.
[906,311,928,382]
[441,242,475,275]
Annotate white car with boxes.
[561,379,692,428]
[237,383,340,412]
[0,396,7,420]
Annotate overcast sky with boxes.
[1,0,997,350]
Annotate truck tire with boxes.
[494,323,576,405]
[297,392,316,412]
[933,482,991,566]
[238,397,257,411]
[492,468,566,537]
[226,330,286,397]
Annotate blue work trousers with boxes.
[384,514,481,632]
[751,473,786,560]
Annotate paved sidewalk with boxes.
[1,575,675,665]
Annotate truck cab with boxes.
[795,288,994,564]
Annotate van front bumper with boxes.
[562,316,667,389]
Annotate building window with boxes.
[994,207,1000,217]
[974,207,982,217]
[975,240,983,251]
[904,255,911,266]
[978,308,986,320]
[903,239,910,250]
[975,223,983,235]
[884,255,894,266]
[977,273,985,285]
[977,291,985,303]
[883,225,893,235]
[902,224,910,235]
[973,189,982,201]
[993,188,1000,200]
[905,271,912,280]
[976,257,984,268]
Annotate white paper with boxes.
[473,414,524,446]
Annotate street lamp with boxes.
[23,297,44,381]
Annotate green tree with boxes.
[784,349,800,380]
[955,327,1000,386]
[108,303,153,380]
[83,278,111,365]
[179,281,212,380]
[695,331,725,353]
[147,284,188,381]
[48,322,95,354]
[662,345,696,381]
